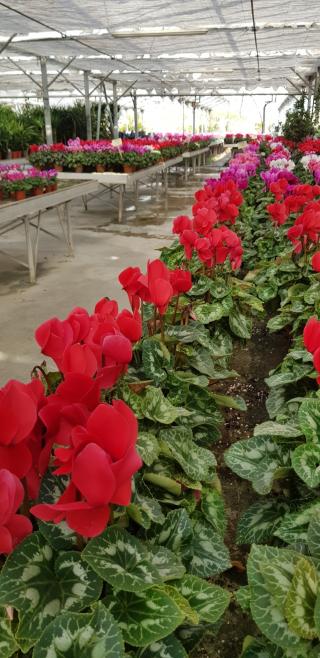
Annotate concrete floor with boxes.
[0,157,225,384]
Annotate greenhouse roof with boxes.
[0,0,319,98]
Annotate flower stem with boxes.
[172,295,180,324]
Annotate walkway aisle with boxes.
[0,153,227,383]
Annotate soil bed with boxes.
[192,321,290,658]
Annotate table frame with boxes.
[0,181,98,283]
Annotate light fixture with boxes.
[111,28,209,38]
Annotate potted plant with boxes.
[65,151,85,173]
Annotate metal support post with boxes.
[84,71,92,140]
[113,81,119,138]
[307,75,314,116]
[96,87,102,140]
[133,91,138,137]
[192,101,196,135]
[40,58,53,145]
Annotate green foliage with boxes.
[281,92,316,142]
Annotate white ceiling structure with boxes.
[0,0,319,101]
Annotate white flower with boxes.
[269,158,295,170]
[300,154,320,170]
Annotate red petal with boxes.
[0,444,32,479]
[0,381,37,445]
[5,514,32,549]
[0,526,13,554]
[102,334,132,364]
[86,403,134,459]
[62,344,97,377]
[304,317,320,354]
[72,443,116,506]
[66,505,110,537]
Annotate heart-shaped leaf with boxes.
[0,533,102,652]
[33,603,124,658]
[105,588,184,647]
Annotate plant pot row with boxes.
[0,183,58,203]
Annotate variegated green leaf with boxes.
[189,347,237,379]
[292,443,320,488]
[224,435,291,494]
[159,427,216,481]
[136,635,187,658]
[209,277,231,299]
[142,338,170,385]
[285,558,318,640]
[0,607,18,658]
[229,307,252,338]
[189,519,231,577]
[171,370,209,387]
[194,301,226,324]
[265,365,314,388]
[122,384,145,419]
[127,492,165,529]
[137,432,160,466]
[307,512,320,558]
[298,399,320,443]
[235,586,251,612]
[266,386,286,419]
[151,509,193,556]
[165,321,210,347]
[211,392,247,411]
[0,533,102,652]
[237,499,289,544]
[201,488,227,535]
[146,544,186,581]
[174,574,230,623]
[253,422,302,438]
[82,527,164,592]
[33,604,124,657]
[275,502,320,544]
[247,545,303,649]
[37,471,77,550]
[158,585,199,624]
[105,588,184,647]
[141,387,190,424]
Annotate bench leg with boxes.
[118,185,124,223]
[24,217,36,284]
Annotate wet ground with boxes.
[192,322,290,658]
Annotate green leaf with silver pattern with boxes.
[151,509,193,557]
[136,634,187,658]
[224,435,291,494]
[136,432,160,466]
[82,527,164,592]
[174,574,230,623]
[201,488,227,535]
[298,399,320,443]
[159,426,216,481]
[104,587,184,647]
[291,443,320,488]
[141,387,190,424]
[0,607,19,658]
[229,307,252,338]
[189,519,231,577]
[284,557,318,640]
[37,471,77,551]
[33,603,124,658]
[247,545,304,649]
[0,533,102,652]
[237,499,289,544]
[142,338,170,385]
